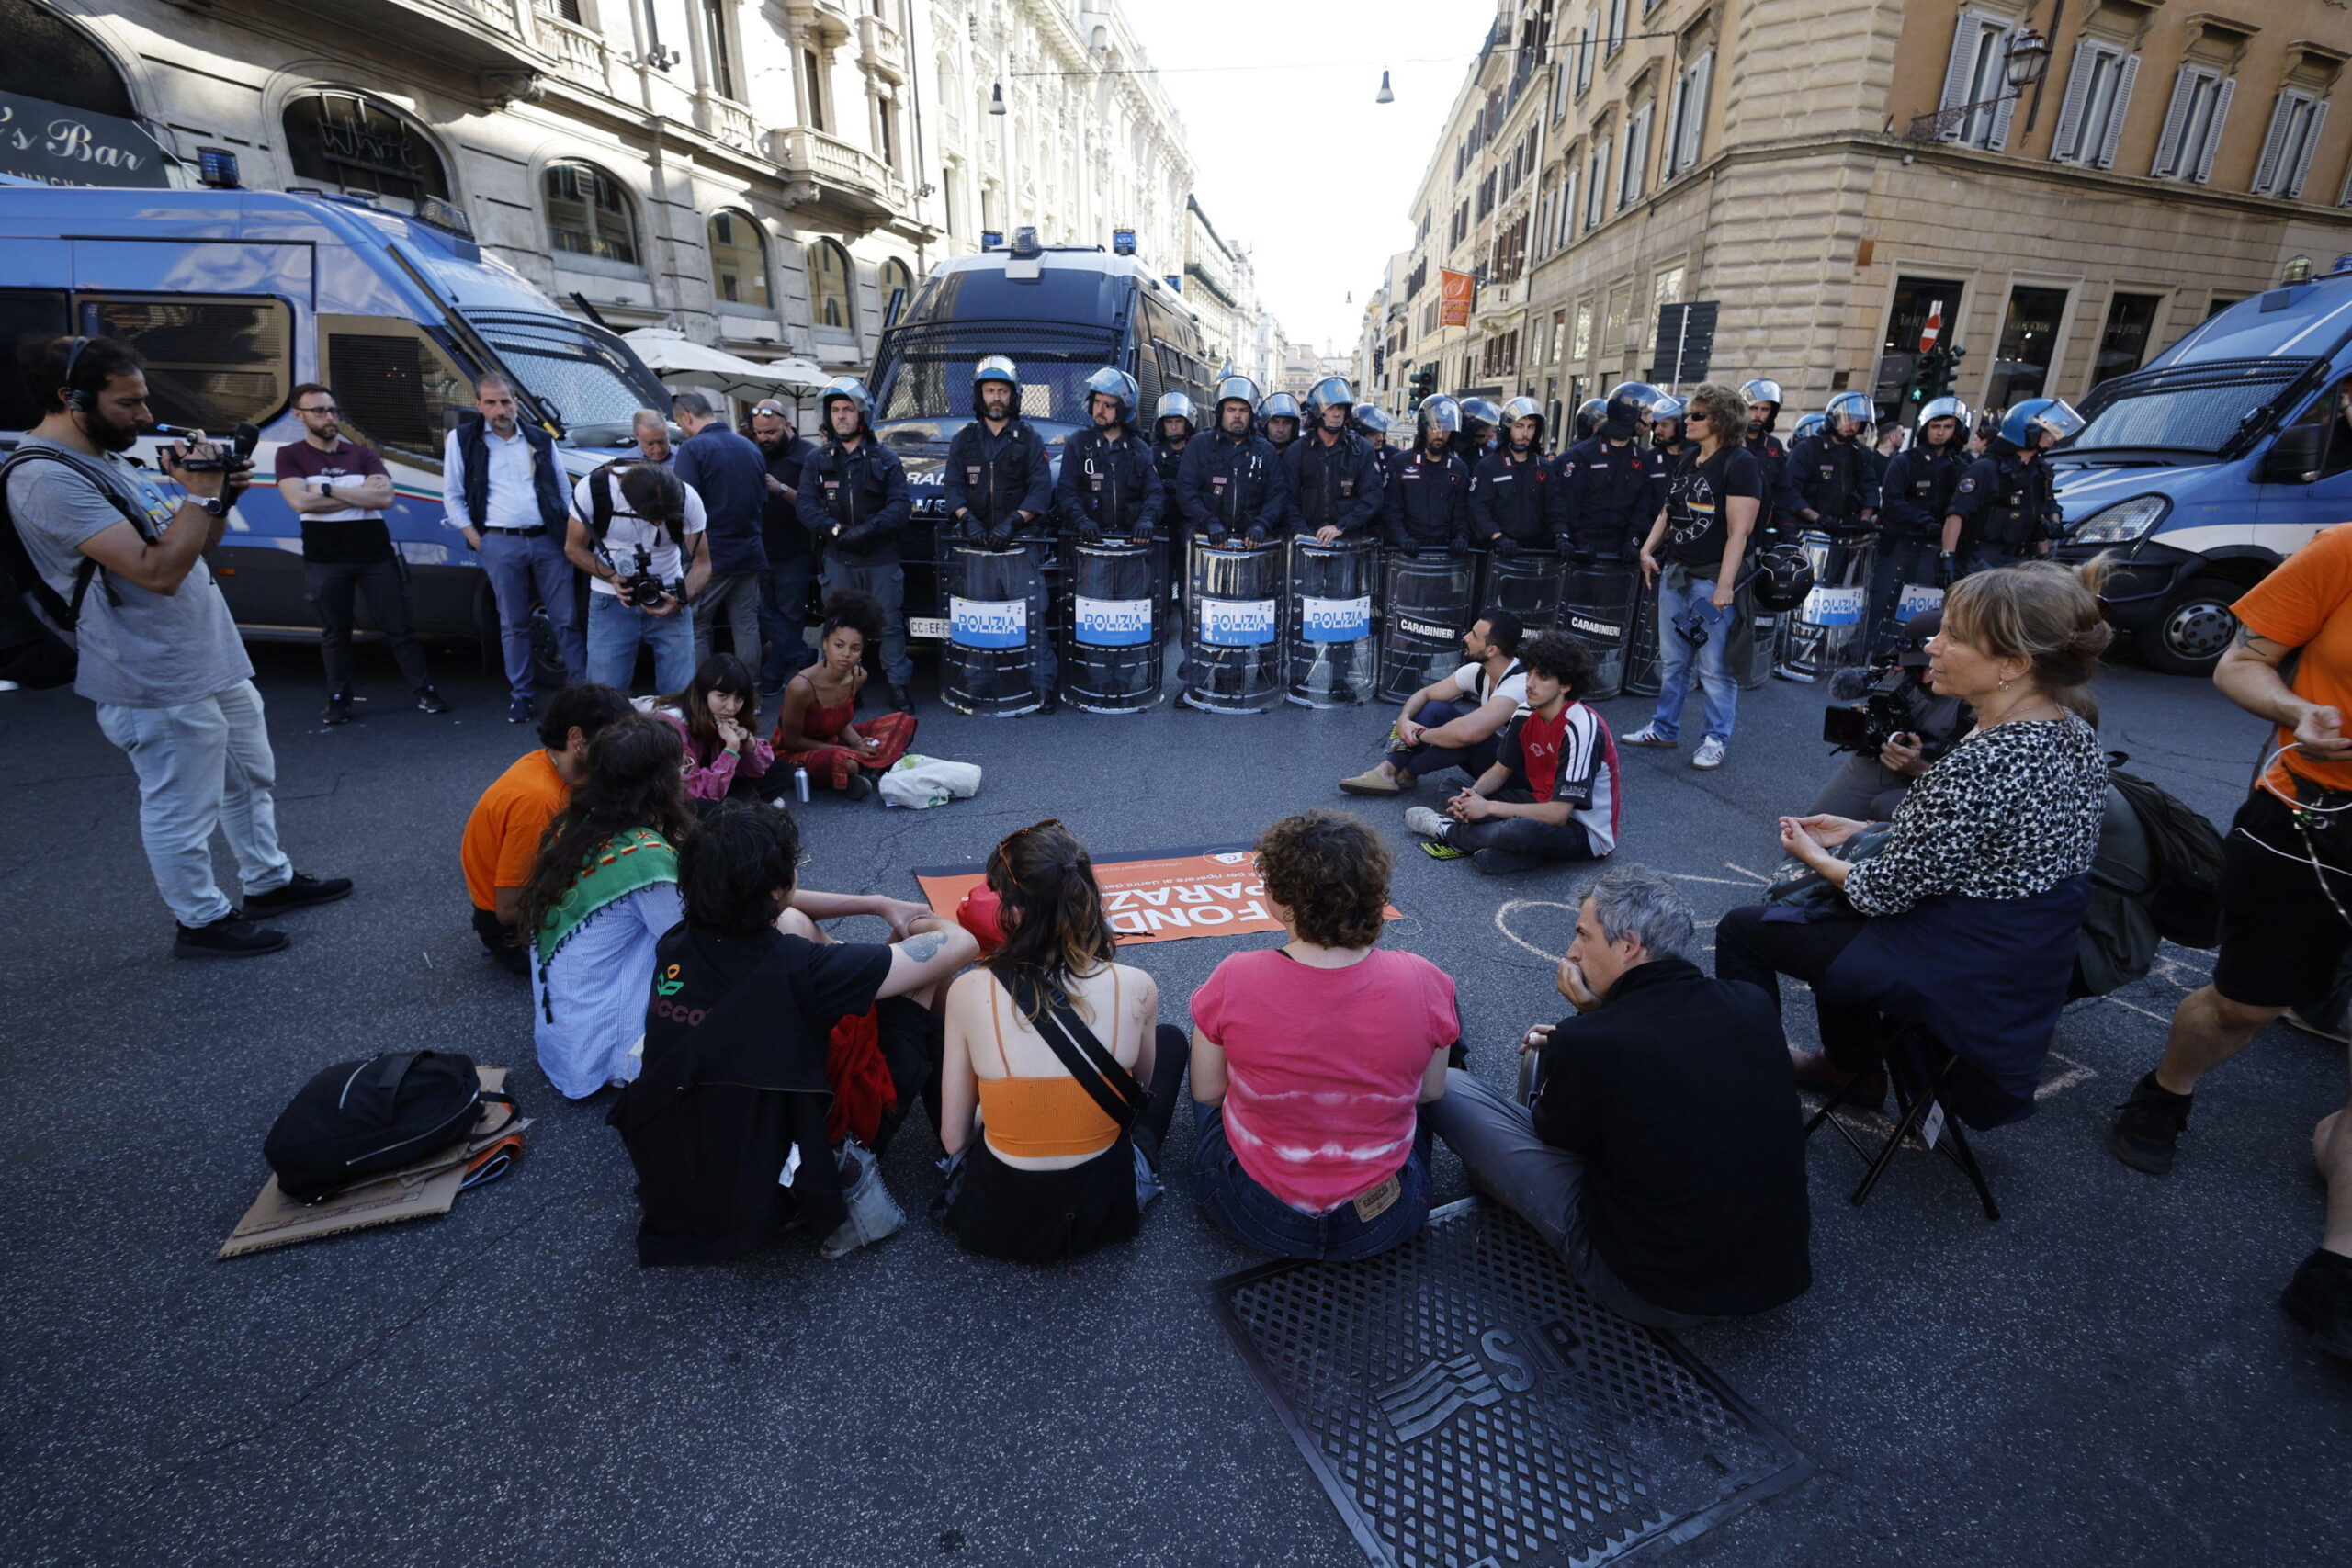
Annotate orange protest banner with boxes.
[914,844,1399,947]
[1440,269,1475,329]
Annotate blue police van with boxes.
[865,235,1213,637]
[0,186,669,653]
[2054,263,2352,673]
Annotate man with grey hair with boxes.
[630,409,673,467]
[444,375,583,723]
[671,389,768,670]
[1424,864,1811,1327]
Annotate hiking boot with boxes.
[174,912,289,960]
[1692,737,1727,771]
[2107,1072,2192,1175]
[1403,806,1449,839]
[1340,766,1408,795]
[1621,724,1677,749]
[414,685,451,716]
[322,690,355,726]
[243,872,355,918]
[506,694,534,725]
[1473,848,1543,876]
[2280,1249,2352,1363]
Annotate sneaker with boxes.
[1692,737,1727,771]
[2280,1249,2352,1363]
[1621,725,1678,749]
[1772,664,1817,684]
[174,912,289,960]
[414,685,451,716]
[322,691,354,726]
[843,772,874,802]
[1340,766,1408,795]
[1403,806,1449,839]
[1473,848,1543,876]
[505,694,534,725]
[243,872,356,918]
[1419,840,1468,862]
[2107,1072,2192,1175]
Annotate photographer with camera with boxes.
[1811,610,1972,821]
[3,335,351,958]
[565,459,710,696]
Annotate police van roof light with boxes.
[1012,226,1043,258]
[1113,228,1136,255]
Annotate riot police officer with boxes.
[944,353,1057,706]
[1868,395,1970,655]
[1178,374,1291,546]
[1258,391,1303,455]
[1787,390,1882,535]
[1357,403,1407,486]
[1057,367,1163,544]
[1152,391,1197,502]
[1943,398,2083,578]
[796,377,915,710]
[1737,377,1803,538]
[1571,397,1608,445]
[1458,396,1505,459]
[1649,394,1691,466]
[1560,380,1665,560]
[1383,394,1472,553]
[1286,375,1385,543]
[1470,396,1569,558]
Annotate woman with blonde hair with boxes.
[1713,559,2113,1127]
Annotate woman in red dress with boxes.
[772,590,917,799]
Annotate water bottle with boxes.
[794,765,810,805]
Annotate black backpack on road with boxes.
[264,1051,516,1204]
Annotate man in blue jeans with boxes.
[443,376,582,723]
[672,391,768,671]
[1623,385,1761,772]
[564,460,709,694]
[746,400,817,696]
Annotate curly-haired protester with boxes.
[656,653,775,803]
[1188,811,1458,1259]
[1713,562,2111,1127]
[772,590,917,798]
[936,820,1190,1262]
[521,712,695,1099]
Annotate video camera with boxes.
[1820,612,1965,761]
[154,422,260,472]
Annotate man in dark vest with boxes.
[443,374,582,723]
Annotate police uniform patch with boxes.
[1957,478,1977,492]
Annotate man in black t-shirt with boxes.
[1423,866,1810,1326]
[273,382,446,724]
[746,401,818,696]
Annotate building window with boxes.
[2252,89,2329,198]
[2151,65,2233,183]
[708,210,769,309]
[1585,136,1611,231]
[1985,284,2069,409]
[282,92,450,209]
[1576,16,1596,95]
[1618,103,1652,209]
[803,48,828,133]
[2093,292,2162,388]
[1555,165,1578,250]
[1572,299,1594,360]
[544,162,639,266]
[702,0,738,99]
[1605,0,1628,55]
[1937,10,2019,151]
[2050,40,2138,167]
[879,257,914,324]
[1652,265,1684,314]
[1881,276,1968,396]
[1662,51,1714,179]
[808,239,854,333]
[1603,284,1632,354]
[878,98,899,169]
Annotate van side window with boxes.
[319,315,473,461]
[1136,338,1164,421]
[79,295,292,431]
[0,289,71,431]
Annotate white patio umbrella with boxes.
[621,328,831,396]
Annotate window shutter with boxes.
[1939,12,1984,123]
[2194,77,2234,184]
[2254,95,2295,193]
[2151,69,2196,176]
[2051,40,2098,161]
[1662,74,1685,179]
[2096,55,2139,168]
[1988,73,2019,150]
[1680,52,1713,171]
[2290,100,2328,198]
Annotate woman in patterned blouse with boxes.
[1715,562,2112,1121]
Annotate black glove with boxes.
[1492,536,1521,560]
[958,516,983,542]
[1936,551,1957,588]
[1134,520,1154,543]
[1245,524,1270,546]
[1078,520,1102,546]
[1206,525,1230,547]
[1449,534,1469,556]
[986,523,1013,548]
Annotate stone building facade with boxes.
[6,0,1197,385]
[1388,0,2352,434]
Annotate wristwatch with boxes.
[196,496,230,517]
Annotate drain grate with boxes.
[1205,1201,1811,1567]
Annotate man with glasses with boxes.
[275,382,447,724]
[445,375,582,724]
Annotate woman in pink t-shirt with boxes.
[1189,810,1458,1259]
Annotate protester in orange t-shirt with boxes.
[2109,522,2352,1363]
[460,684,633,971]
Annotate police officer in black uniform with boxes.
[1560,380,1665,561]
[796,377,916,710]
[1471,395,1570,562]
[1286,376,1385,544]
[1178,374,1291,547]
[1785,390,1882,536]
[1258,391,1303,455]
[1151,391,1197,599]
[1357,403,1405,484]
[1649,394,1691,467]
[943,353,1057,706]
[1737,377,1804,540]
[1571,396,1608,445]
[1868,395,1970,654]
[1458,396,1505,461]
[1943,398,2083,580]
[1382,394,1473,554]
[1057,367,1163,546]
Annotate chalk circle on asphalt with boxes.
[1494,899,1578,962]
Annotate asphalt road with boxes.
[1,635,2345,1568]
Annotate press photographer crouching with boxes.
[565,460,710,696]
[1809,610,1973,822]
[3,334,350,959]
[1714,562,2112,1122]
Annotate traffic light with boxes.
[1909,344,1965,407]
[1410,364,1439,406]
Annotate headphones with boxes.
[59,336,96,412]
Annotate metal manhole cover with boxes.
[1205,1200,1811,1567]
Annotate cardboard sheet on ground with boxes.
[914,844,1399,947]
[220,1067,526,1259]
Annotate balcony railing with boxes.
[532,3,610,93]
[859,14,906,81]
[695,91,759,152]
[769,126,893,202]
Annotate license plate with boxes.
[908,615,949,641]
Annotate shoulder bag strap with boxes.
[2,447,145,625]
[992,969,1146,1133]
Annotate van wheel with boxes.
[2140,576,2244,676]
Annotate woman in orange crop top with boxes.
[937,819,1190,1263]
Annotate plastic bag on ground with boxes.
[878,753,983,809]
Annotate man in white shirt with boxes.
[564,457,710,694]
[442,376,583,723]
[1339,609,1530,794]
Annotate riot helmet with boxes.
[1213,374,1261,435]
[1738,378,1784,434]
[1304,376,1355,429]
[1648,394,1688,446]
[972,353,1021,420]
[1457,396,1505,449]
[1917,395,1970,447]
[1155,390,1197,442]
[1081,367,1139,426]
[1749,541,1815,612]
[1416,394,1463,453]
[1573,398,1609,442]
[1601,381,1664,441]
[1792,412,1827,441]
[1351,403,1394,440]
[2000,398,2085,450]
[818,376,873,436]
[1498,395,1545,452]
[1823,390,1876,439]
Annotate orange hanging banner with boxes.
[1440,269,1476,328]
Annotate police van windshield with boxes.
[872,322,1122,438]
[2068,362,2311,457]
[461,310,669,446]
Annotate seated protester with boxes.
[656,653,775,804]
[772,590,917,801]
[1190,811,1457,1260]
[522,712,695,1099]
[1403,632,1619,875]
[608,802,976,1266]
[1427,867,1810,1327]
[937,820,1192,1263]
[1714,562,2111,1123]
[1338,610,1527,795]
[460,682,632,973]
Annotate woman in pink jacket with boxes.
[658,655,775,803]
